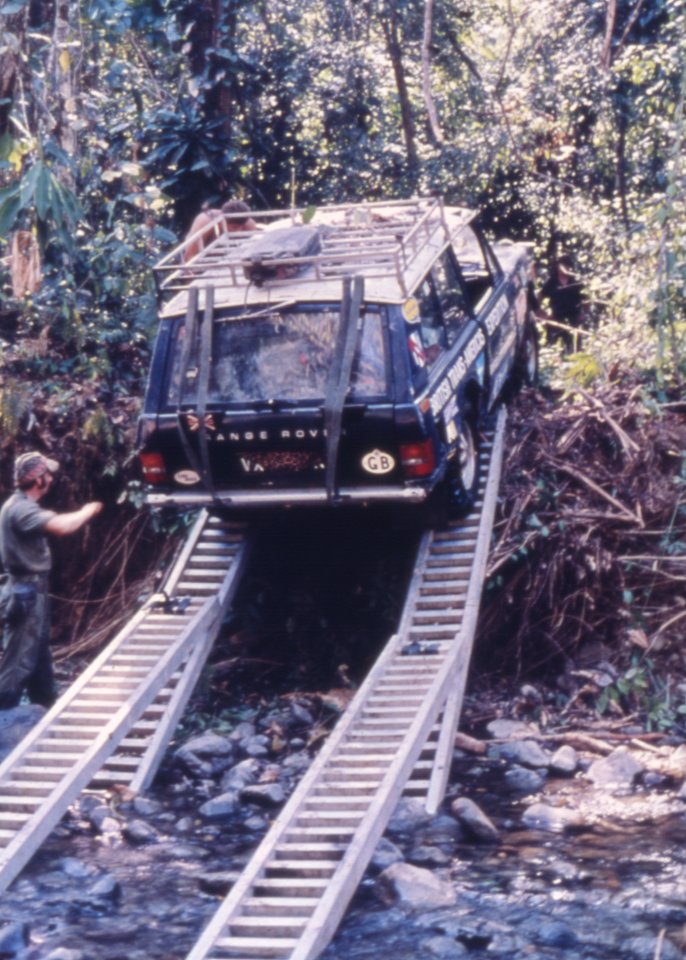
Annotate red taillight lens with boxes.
[399,440,436,478]
[139,451,168,485]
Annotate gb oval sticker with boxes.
[361,450,396,475]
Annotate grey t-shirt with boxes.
[0,491,57,574]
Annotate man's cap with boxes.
[14,452,59,488]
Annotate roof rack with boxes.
[154,197,475,303]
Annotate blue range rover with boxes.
[137,197,536,518]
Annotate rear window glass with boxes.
[167,306,386,405]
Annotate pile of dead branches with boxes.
[478,377,686,678]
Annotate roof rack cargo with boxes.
[153,196,475,307]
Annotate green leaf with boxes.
[19,162,41,207]
[0,132,15,162]
[0,187,22,235]
[34,163,51,220]
[1,0,30,12]
[302,204,317,224]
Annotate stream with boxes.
[2,741,686,960]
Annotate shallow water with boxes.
[4,759,686,960]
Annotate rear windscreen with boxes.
[166,306,387,405]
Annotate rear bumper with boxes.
[145,484,428,509]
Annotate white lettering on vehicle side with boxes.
[483,295,509,336]
[429,329,486,417]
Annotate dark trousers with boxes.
[0,577,56,710]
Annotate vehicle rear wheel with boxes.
[517,323,539,388]
[446,417,480,518]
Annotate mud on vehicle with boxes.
[137,196,537,519]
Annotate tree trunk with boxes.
[422,0,443,145]
[601,0,617,69]
[51,0,78,161]
[0,9,28,140]
[381,7,419,170]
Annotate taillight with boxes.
[399,440,436,478]
[139,451,168,485]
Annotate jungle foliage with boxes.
[0,0,684,395]
[0,0,685,659]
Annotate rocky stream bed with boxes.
[2,690,686,960]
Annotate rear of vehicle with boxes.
[138,297,433,509]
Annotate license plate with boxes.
[238,450,323,473]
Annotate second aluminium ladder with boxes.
[185,408,507,960]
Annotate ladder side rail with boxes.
[0,591,224,892]
[291,624,481,959]
[424,407,507,813]
[124,540,250,793]
[157,509,211,598]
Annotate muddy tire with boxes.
[446,417,480,518]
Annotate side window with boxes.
[416,275,447,371]
[432,249,470,344]
[452,225,496,312]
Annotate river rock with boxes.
[370,837,404,873]
[0,921,29,956]
[290,700,315,726]
[0,704,45,761]
[450,797,499,842]
[183,731,234,757]
[282,750,311,773]
[122,819,161,844]
[174,746,213,779]
[387,797,433,836]
[532,918,578,948]
[375,862,457,911]
[549,744,578,775]
[45,949,87,960]
[87,872,121,902]
[220,758,261,792]
[421,934,468,957]
[421,814,463,847]
[133,796,163,817]
[240,782,285,807]
[486,719,538,739]
[229,721,256,748]
[59,857,96,879]
[521,802,585,832]
[408,843,452,866]
[490,739,550,768]
[198,869,241,895]
[503,765,546,794]
[243,734,270,758]
[586,747,643,790]
[198,791,240,819]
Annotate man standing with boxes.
[0,452,103,710]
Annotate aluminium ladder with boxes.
[184,408,506,960]
[0,511,248,893]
